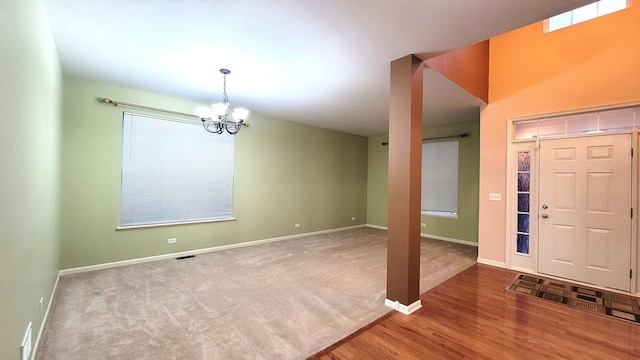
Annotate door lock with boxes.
[542,204,548,209]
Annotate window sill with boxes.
[116,217,236,231]
[421,211,458,219]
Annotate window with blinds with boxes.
[120,112,234,227]
[421,140,458,218]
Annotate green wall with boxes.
[366,133,390,227]
[60,77,368,269]
[366,118,480,243]
[0,1,62,358]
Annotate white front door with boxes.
[538,134,632,291]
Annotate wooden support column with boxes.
[385,54,423,315]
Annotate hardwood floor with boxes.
[311,264,640,359]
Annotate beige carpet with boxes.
[37,227,477,360]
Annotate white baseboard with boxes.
[365,224,478,247]
[366,224,387,231]
[477,257,506,268]
[31,272,60,360]
[420,233,478,247]
[384,298,422,315]
[59,225,366,276]
[509,266,537,274]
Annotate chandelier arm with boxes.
[225,122,243,135]
[202,118,224,134]
[202,122,218,134]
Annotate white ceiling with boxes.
[45,0,593,136]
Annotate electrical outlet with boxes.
[421,223,426,228]
[168,238,177,244]
[351,216,356,221]
[294,223,300,228]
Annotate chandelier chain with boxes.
[222,72,229,104]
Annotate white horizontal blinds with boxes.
[120,113,234,226]
[421,140,458,214]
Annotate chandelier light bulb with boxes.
[211,102,228,118]
[232,108,250,122]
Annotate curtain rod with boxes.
[97,97,249,127]
[99,97,199,118]
[381,133,468,146]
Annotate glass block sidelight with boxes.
[516,151,531,254]
[517,234,530,254]
[517,152,530,172]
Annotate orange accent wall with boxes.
[479,5,640,263]
[425,41,489,104]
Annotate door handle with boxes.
[541,213,549,218]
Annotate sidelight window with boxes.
[516,152,531,254]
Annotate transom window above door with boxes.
[513,105,640,140]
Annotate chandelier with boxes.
[201,69,249,135]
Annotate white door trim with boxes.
[506,118,638,294]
